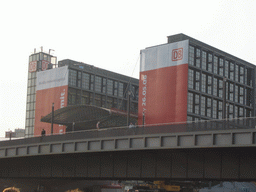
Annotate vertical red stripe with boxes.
[34,85,68,136]
[138,64,188,125]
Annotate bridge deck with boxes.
[0,128,256,158]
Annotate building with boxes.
[5,129,25,138]
[138,33,255,126]
[25,49,57,137]
[25,52,139,137]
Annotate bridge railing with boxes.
[1,116,255,147]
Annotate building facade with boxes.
[25,54,138,137]
[59,59,138,113]
[138,34,255,125]
[25,50,57,137]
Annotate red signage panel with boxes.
[29,61,37,73]
[34,66,69,136]
[34,85,68,136]
[42,60,49,71]
[138,40,189,127]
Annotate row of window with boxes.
[25,126,34,136]
[29,53,57,64]
[188,68,253,107]
[69,69,139,100]
[25,72,37,137]
[68,89,138,113]
[189,46,253,86]
[25,116,35,127]
[187,92,252,120]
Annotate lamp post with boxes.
[127,90,131,127]
[51,103,54,135]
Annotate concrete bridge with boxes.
[0,123,256,191]
[0,127,256,180]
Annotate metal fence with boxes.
[1,117,256,147]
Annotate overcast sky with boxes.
[0,0,255,137]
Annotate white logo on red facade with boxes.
[42,60,49,71]
[29,61,37,73]
[172,48,183,61]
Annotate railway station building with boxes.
[138,33,255,126]
[25,51,138,137]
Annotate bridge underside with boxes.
[1,147,256,181]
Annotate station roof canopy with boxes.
[40,105,138,131]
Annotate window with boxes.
[224,61,229,77]
[239,107,244,117]
[188,69,194,89]
[195,94,200,114]
[202,51,206,70]
[235,64,239,82]
[239,86,244,104]
[107,79,113,95]
[187,92,193,113]
[95,94,102,107]
[114,81,118,96]
[206,98,212,117]
[119,100,127,111]
[246,88,253,107]
[213,78,218,96]
[133,86,139,101]
[239,66,244,84]
[102,78,106,93]
[195,71,200,91]
[95,76,102,93]
[213,99,217,118]
[81,91,90,105]
[207,53,212,72]
[106,97,113,108]
[235,106,238,118]
[90,75,94,91]
[196,48,200,68]
[219,58,223,76]
[246,68,252,86]
[76,90,81,104]
[230,63,234,80]
[82,72,90,90]
[228,104,234,118]
[118,82,124,97]
[218,101,223,119]
[213,56,218,74]
[207,76,212,94]
[131,102,138,113]
[235,85,238,103]
[69,69,77,87]
[229,83,234,101]
[218,79,223,98]
[187,116,193,121]
[201,96,205,116]
[68,88,76,105]
[246,108,251,117]
[189,46,195,66]
[201,73,206,93]
[77,71,81,88]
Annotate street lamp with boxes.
[51,103,54,135]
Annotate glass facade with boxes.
[66,62,139,114]
[25,52,57,138]
[25,71,36,137]
[187,44,254,122]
